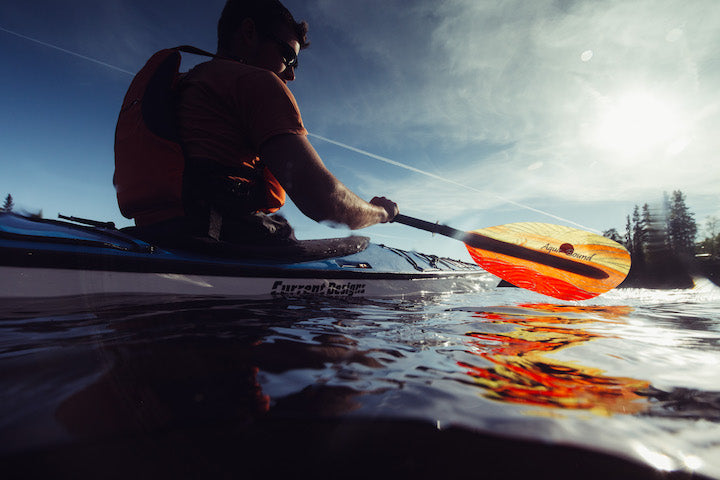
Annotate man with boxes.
[173,0,398,245]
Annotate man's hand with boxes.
[370,196,399,223]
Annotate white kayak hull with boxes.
[0,265,494,298]
[0,213,496,299]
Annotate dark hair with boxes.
[217,0,309,52]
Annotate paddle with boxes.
[392,214,631,300]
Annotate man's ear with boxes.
[238,17,259,45]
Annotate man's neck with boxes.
[217,48,248,64]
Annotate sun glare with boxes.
[590,92,686,158]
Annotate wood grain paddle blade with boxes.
[464,223,631,300]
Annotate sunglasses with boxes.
[266,34,298,69]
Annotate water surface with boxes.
[1,282,719,478]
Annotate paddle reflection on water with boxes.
[457,304,652,415]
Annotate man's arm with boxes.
[260,134,398,229]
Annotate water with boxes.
[1,282,720,479]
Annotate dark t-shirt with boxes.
[178,58,307,174]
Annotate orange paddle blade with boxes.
[465,223,631,300]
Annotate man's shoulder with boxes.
[191,59,278,83]
[185,60,290,102]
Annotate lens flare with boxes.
[590,92,686,157]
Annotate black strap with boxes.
[173,45,244,64]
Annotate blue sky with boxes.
[2,0,719,261]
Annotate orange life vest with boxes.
[113,46,285,226]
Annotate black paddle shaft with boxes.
[392,214,608,280]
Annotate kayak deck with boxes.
[0,213,495,298]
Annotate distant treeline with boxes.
[603,190,720,288]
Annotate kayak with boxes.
[0,213,496,299]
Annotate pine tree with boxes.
[640,203,660,259]
[2,194,14,212]
[641,204,652,233]
[662,192,672,250]
[631,205,645,267]
[667,190,697,255]
[624,215,633,253]
[641,203,665,251]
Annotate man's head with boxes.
[217,0,309,82]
